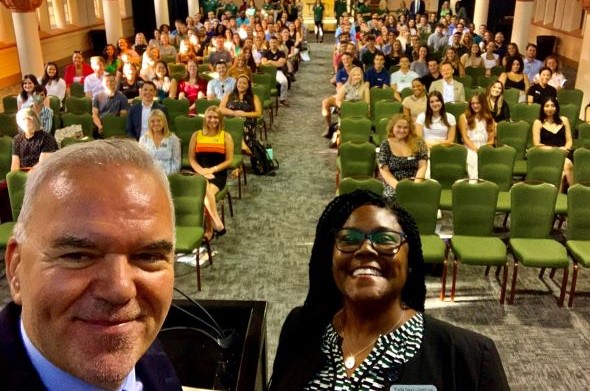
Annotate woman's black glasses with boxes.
[335,228,406,256]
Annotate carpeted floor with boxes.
[1,39,589,390]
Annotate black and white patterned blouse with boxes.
[304,312,424,390]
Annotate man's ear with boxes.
[5,237,23,304]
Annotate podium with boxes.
[158,299,268,391]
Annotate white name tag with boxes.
[391,386,437,391]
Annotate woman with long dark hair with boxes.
[40,62,66,102]
[486,80,510,122]
[17,74,41,110]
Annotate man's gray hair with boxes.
[13,139,174,242]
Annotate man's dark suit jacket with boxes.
[0,302,182,391]
[409,0,426,19]
[126,102,168,140]
[269,307,510,391]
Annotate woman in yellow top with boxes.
[188,106,234,238]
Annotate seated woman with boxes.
[443,47,465,77]
[480,41,499,77]
[103,44,122,78]
[219,74,262,153]
[188,106,234,239]
[527,67,557,105]
[119,62,145,101]
[176,38,197,64]
[133,32,148,56]
[178,60,207,115]
[228,54,253,79]
[40,62,66,103]
[460,43,484,69]
[11,108,58,172]
[532,96,573,188]
[63,51,93,93]
[486,80,510,122]
[501,42,521,67]
[378,114,428,200]
[17,74,40,110]
[534,55,566,91]
[498,55,529,102]
[269,190,509,390]
[152,60,178,100]
[322,66,370,137]
[402,78,427,123]
[139,109,181,175]
[117,37,142,67]
[458,93,496,179]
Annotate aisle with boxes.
[173,40,338,371]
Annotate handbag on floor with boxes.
[250,139,278,176]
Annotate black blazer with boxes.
[409,0,426,19]
[269,307,509,391]
[126,101,168,140]
[0,302,182,391]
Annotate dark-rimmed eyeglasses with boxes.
[335,228,406,256]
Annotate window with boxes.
[63,0,71,25]
[94,0,103,19]
[46,0,57,29]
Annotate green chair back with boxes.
[511,103,540,126]
[372,118,389,145]
[6,171,27,221]
[400,87,413,99]
[429,143,468,189]
[258,64,278,80]
[224,117,245,153]
[2,95,18,114]
[559,103,579,130]
[168,173,207,227]
[567,183,590,241]
[340,117,372,144]
[510,182,557,238]
[396,179,441,234]
[338,177,384,196]
[557,88,583,115]
[444,101,468,137]
[373,100,402,124]
[161,54,177,65]
[476,75,496,89]
[490,66,503,76]
[0,113,18,137]
[338,142,376,179]
[167,62,186,74]
[578,123,590,148]
[526,147,566,188]
[496,120,530,160]
[162,98,189,130]
[340,101,369,119]
[477,145,516,191]
[369,87,394,121]
[61,113,94,136]
[175,116,203,168]
[252,73,273,92]
[464,66,485,80]
[454,75,472,89]
[452,179,499,236]
[48,95,61,113]
[503,88,520,110]
[69,82,85,98]
[101,114,128,138]
[573,147,590,184]
[65,96,92,114]
[195,99,220,116]
[0,136,12,180]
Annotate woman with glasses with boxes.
[269,190,508,390]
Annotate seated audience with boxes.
[31,85,53,133]
[527,66,557,105]
[480,41,499,76]
[402,78,427,123]
[17,74,40,110]
[119,62,145,101]
[421,58,442,91]
[261,35,290,106]
[523,43,543,83]
[461,43,484,69]
[390,56,419,101]
[429,61,465,103]
[486,80,510,122]
[40,62,66,103]
[533,55,566,91]
[92,74,130,136]
[178,60,207,114]
[103,44,122,78]
[139,109,181,175]
[458,93,495,179]
[11,108,57,171]
[364,52,391,88]
[499,55,530,102]
[63,51,93,92]
[207,60,236,100]
[84,56,107,98]
[126,81,168,140]
[152,60,178,100]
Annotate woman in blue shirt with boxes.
[139,109,181,175]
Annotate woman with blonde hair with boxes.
[377,113,428,200]
[138,109,181,175]
[189,106,234,238]
[228,54,253,79]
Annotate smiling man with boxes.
[0,140,181,390]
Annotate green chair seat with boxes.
[175,226,205,253]
[439,189,453,210]
[510,238,568,268]
[555,193,567,215]
[0,222,15,248]
[452,236,506,266]
[421,234,447,264]
[496,191,511,213]
[566,240,590,267]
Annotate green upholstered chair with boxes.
[573,147,590,184]
[0,136,13,181]
[557,88,583,129]
[337,142,376,186]
[195,98,220,116]
[252,83,271,137]
[400,87,413,100]
[476,75,496,89]
[496,120,530,177]
[444,101,467,142]
[0,113,18,137]
[508,182,569,306]
[340,101,369,119]
[511,103,540,128]
[450,179,507,303]
[372,117,389,146]
[69,82,86,98]
[369,87,395,124]
[396,178,448,299]
[0,171,28,250]
[464,66,485,81]
[2,95,18,114]
[565,183,590,307]
[338,177,384,196]
[61,113,94,137]
[578,123,590,149]
[101,114,129,139]
[64,96,92,114]
[454,75,472,89]
[167,62,186,75]
[224,117,247,199]
[559,103,579,132]
[174,116,202,169]
[526,147,567,215]
[372,100,402,126]
[215,183,234,224]
[503,88,520,110]
[252,74,275,128]
[340,117,372,145]
[477,145,516,216]
[490,66,504,76]
[257,65,279,114]
[162,98,189,131]
[48,95,62,115]
[429,143,468,210]
[168,173,211,291]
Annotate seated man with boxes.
[429,61,465,102]
[31,85,53,133]
[92,73,129,136]
[364,52,391,89]
[261,35,290,106]
[1,139,182,390]
[208,35,234,72]
[126,81,168,140]
[206,60,236,100]
[390,56,419,101]
[84,56,107,98]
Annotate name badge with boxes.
[391,386,437,391]
[407,156,415,161]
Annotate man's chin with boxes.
[71,353,138,390]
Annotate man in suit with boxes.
[409,0,426,20]
[0,140,182,390]
[126,81,168,140]
[429,61,465,102]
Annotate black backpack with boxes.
[250,140,278,175]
